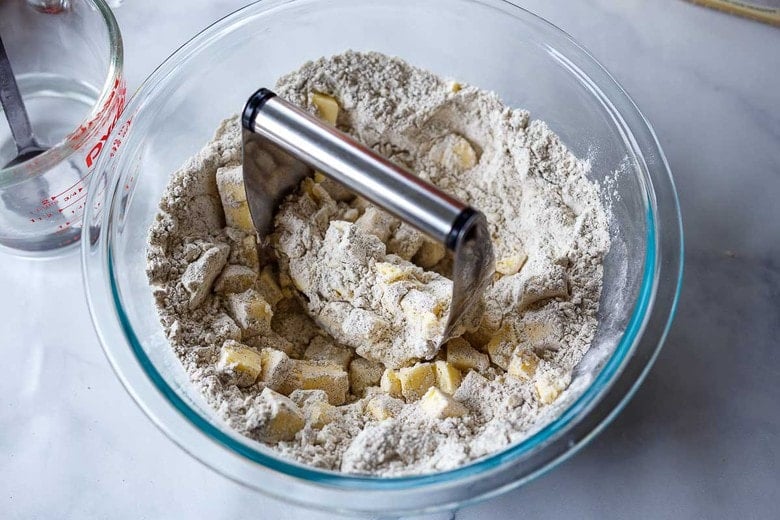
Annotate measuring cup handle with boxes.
[242,88,472,249]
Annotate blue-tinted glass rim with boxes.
[100,0,677,494]
[108,206,656,492]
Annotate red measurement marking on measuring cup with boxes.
[26,77,127,227]
[85,79,126,169]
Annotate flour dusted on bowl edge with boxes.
[145,51,610,476]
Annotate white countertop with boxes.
[2,0,778,518]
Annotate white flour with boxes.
[146,51,610,476]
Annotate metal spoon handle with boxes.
[0,33,37,154]
[243,88,470,248]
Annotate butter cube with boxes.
[342,207,360,222]
[252,388,304,443]
[217,340,263,387]
[413,240,446,269]
[486,325,518,370]
[349,357,384,397]
[311,92,339,125]
[257,266,284,306]
[508,350,540,381]
[365,394,404,421]
[398,363,436,401]
[225,289,273,337]
[181,243,229,309]
[225,228,259,269]
[400,290,447,342]
[375,262,412,284]
[446,338,490,372]
[434,360,462,394]
[535,372,571,405]
[302,177,330,203]
[380,368,403,398]
[355,206,395,242]
[305,401,338,429]
[451,137,477,169]
[304,337,353,370]
[216,165,254,233]
[419,387,468,419]
[431,134,478,171]
[214,264,257,294]
[259,348,293,393]
[387,223,424,261]
[292,360,349,405]
[495,252,528,276]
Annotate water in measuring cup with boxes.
[0,74,100,253]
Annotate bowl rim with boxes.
[82,0,683,513]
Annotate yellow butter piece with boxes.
[434,360,462,394]
[355,206,395,242]
[495,252,528,276]
[257,266,284,306]
[256,388,305,443]
[348,357,384,397]
[311,92,339,125]
[535,373,569,405]
[259,348,293,393]
[452,137,477,169]
[419,387,468,419]
[304,337,353,370]
[413,240,446,269]
[431,134,478,171]
[342,208,360,222]
[214,264,257,294]
[380,368,403,398]
[242,236,259,269]
[305,401,338,429]
[446,338,490,372]
[365,394,404,421]
[386,223,424,261]
[216,165,255,233]
[418,311,443,341]
[486,325,517,370]
[292,361,349,405]
[301,177,331,203]
[450,81,462,93]
[400,290,447,342]
[508,350,540,381]
[217,340,263,387]
[398,363,436,401]
[225,233,259,269]
[225,289,273,338]
[375,262,412,284]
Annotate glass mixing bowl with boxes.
[82,0,683,515]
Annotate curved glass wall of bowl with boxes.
[82,0,683,515]
[0,0,123,256]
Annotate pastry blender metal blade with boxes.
[241,88,494,344]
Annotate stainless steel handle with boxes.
[243,89,469,248]
[241,88,495,342]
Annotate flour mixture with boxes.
[146,51,610,476]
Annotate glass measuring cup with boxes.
[0,0,123,256]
